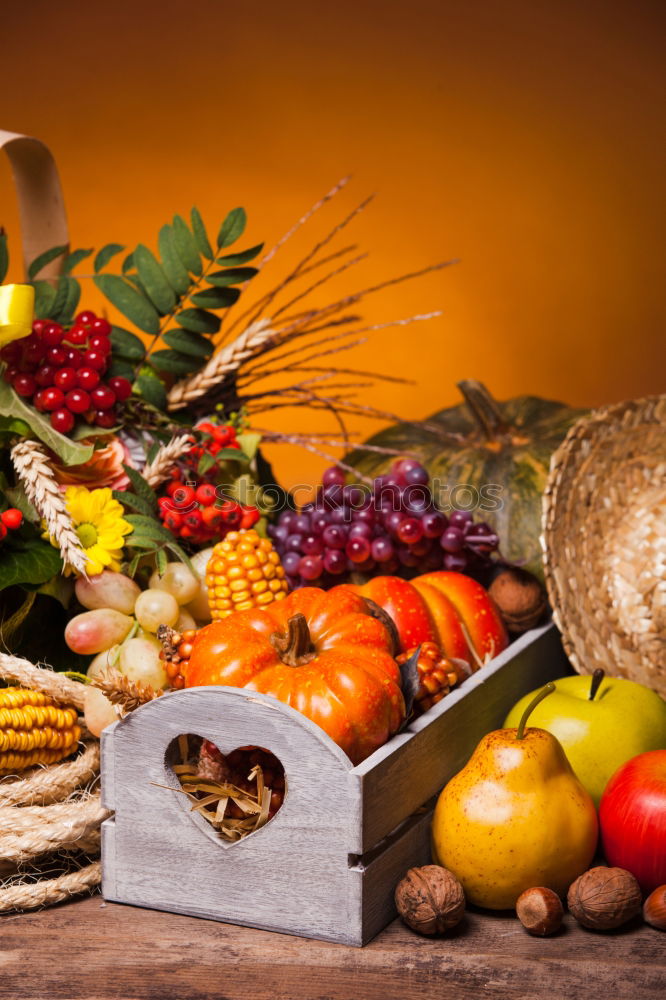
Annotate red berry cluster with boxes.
[187,420,241,464]
[0,508,23,543]
[0,311,132,435]
[158,472,260,546]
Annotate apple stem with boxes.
[589,668,605,701]
[516,682,556,739]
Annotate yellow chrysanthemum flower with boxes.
[44,486,132,577]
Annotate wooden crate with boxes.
[101,621,571,946]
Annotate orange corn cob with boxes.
[205,529,289,620]
[0,687,81,774]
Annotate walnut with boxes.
[516,886,564,936]
[395,865,465,936]
[567,867,642,930]
[488,566,548,633]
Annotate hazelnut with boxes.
[643,885,666,931]
[488,567,548,634]
[516,887,564,936]
[395,865,465,936]
[567,866,642,930]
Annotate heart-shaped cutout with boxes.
[166,734,286,845]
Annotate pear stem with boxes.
[589,668,605,701]
[516,682,555,739]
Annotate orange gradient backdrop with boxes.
[2,0,664,489]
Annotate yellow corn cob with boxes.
[206,528,289,620]
[0,687,81,775]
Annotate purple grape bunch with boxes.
[268,459,500,590]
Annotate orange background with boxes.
[2,0,664,490]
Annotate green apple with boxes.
[503,670,666,807]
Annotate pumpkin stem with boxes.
[270,613,316,666]
[457,379,509,441]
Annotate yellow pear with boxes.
[432,684,598,909]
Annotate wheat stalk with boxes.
[141,433,194,487]
[167,318,277,411]
[91,669,161,714]
[10,440,88,576]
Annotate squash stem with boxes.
[456,379,509,441]
[270,613,315,666]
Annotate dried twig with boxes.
[10,441,87,576]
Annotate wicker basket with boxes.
[542,394,666,697]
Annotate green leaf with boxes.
[124,533,160,551]
[127,553,142,577]
[172,215,202,275]
[31,280,58,319]
[150,350,199,375]
[197,452,217,476]
[94,243,125,272]
[217,208,246,249]
[62,248,93,275]
[112,489,157,518]
[0,231,8,283]
[122,252,135,274]
[0,415,33,439]
[165,541,195,574]
[0,380,93,466]
[215,446,251,463]
[106,357,135,380]
[70,422,120,440]
[135,372,167,410]
[157,225,191,295]
[190,287,240,309]
[236,432,261,461]
[125,514,177,544]
[190,207,213,260]
[3,484,38,522]
[134,244,177,314]
[94,275,160,334]
[155,547,168,575]
[207,267,258,287]
[176,308,221,334]
[0,591,36,646]
[163,328,214,358]
[49,276,81,324]
[121,464,158,512]
[216,243,264,266]
[110,325,146,361]
[28,245,67,280]
[0,538,63,589]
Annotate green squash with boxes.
[346,381,587,577]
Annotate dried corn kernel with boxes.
[205,529,288,621]
[0,687,81,775]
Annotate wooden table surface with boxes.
[1,894,663,1000]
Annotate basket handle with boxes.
[0,128,69,280]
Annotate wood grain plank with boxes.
[0,897,663,1000]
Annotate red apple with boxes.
[599,749,666,894]
[417,571,508,663]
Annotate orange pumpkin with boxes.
[185,586,405,765]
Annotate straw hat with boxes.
[542,394,666,697]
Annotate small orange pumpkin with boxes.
[185,586,405,764]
